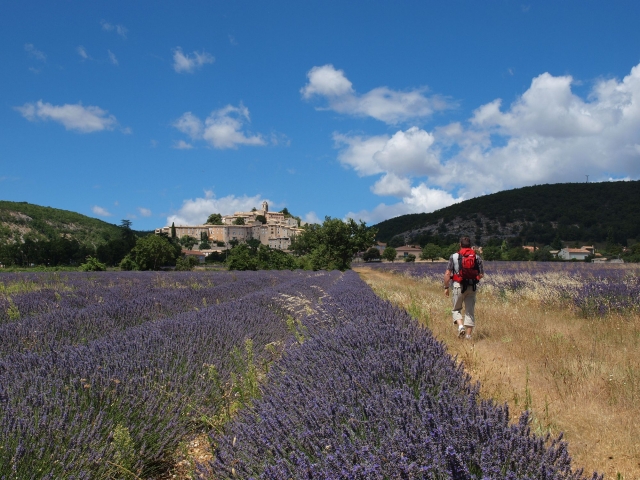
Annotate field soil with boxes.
[355,266,640,480]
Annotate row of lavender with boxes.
[205,271,600,479]
[0,271,295,357]
[0,271,342,479]
[366,261,640,316]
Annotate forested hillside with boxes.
[373,181,640,247]
[0,201,127,245]
[0,201,148,267]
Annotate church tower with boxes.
[261,200,268,214]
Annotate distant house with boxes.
[558,247,592,261]
[182,250,206,264]
[395,245,422,259]
[373,242,387,253]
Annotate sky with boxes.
[2,1,640,231]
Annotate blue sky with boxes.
[2,1,640,231]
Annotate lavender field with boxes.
[0,270,600,479]
[366,261,640,318]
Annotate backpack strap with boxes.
[452,253,460,274]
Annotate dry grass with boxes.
[355,266,640,480]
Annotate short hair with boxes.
[460,236,471,248]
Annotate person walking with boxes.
[443,237,484,340]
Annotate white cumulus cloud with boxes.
[337,62,640,224]
[302,64,450,124]
[304,211,322,225]
[451,65,640,196]
[166,190,274,226]
[92,205,112,217]
[346,185,464,224]
[15,100,118,133]
[173,112,203,139]
[172,47,214,73]
[334,127,441,183]
[173,104,266,149]
[138,207,152,217]
[371,173,412,197]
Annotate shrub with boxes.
[79,256,107,272]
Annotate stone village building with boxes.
[155,201,305,251]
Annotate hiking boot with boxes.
[458,325,466,338]
[465,334,472,340]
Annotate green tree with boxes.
[550,233,563,251]
[290,217,376,271]
[120,219,136,248]
[175,255,199,271]
[204,251,226,263]
[404,253,416,262]
[130,235,180,270]
[170,222,176,239]
[207,213,223,225]
[227,243,258,271]
[387,236,405,248]
[605,227,623,255]
[420,243,442,262]
[532,246,554,261]
[442,243,460,259]
[246,238,262,252]
[506,246,531,261]
[233,217,245,225]
[481,245,502,261]
[119,254,138,271]
[79,256,107,271]
[198,231,211,249]
[362,247,381,262]
[255,215,267,224]
[382,246,397,262]
[179,235,198,250]
[256,244,298,270]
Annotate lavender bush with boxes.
[0,269,601,478]
[0,270,342,478]
[206,271,600,479]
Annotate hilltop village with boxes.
[155,201,305,252]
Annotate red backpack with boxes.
[453,248,480,291]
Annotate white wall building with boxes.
[558,247,592,260]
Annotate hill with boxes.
[0,201,142,247]
[373,181,640,247]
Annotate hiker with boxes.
[443,237,484,340]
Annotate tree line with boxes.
[374,181,640,248]
[0,213,378,272]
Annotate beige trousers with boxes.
[451,282,476,327]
